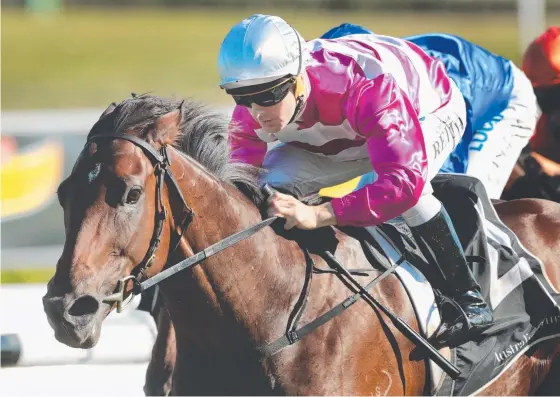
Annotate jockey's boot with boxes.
[409,206,494,345]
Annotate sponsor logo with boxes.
[494,313,560,367]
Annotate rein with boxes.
[92,134,460,380]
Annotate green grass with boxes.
[1,268,55,284]
[3,7,560,109]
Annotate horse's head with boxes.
[42,95,194,348]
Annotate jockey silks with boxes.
[228,34,464,226]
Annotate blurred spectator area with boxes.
[1,136,18,165]
[3,0,560,12]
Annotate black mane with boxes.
[88,93,267,205]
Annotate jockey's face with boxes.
[250,87,296,134]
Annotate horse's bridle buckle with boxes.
[101,275,138,313]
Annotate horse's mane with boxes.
[87,93,267,206]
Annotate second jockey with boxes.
[502,27,560,202]
[521,27,560,174]
[500,27,560,202]
[218,14,494,342]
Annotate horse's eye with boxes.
[126,187,143,204]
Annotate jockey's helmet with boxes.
[217,14,304,91]
[522,27,560,88]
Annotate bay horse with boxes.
[43,95,559,395]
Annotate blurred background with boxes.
[0,0,557,394]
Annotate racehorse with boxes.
[43,94,559,395]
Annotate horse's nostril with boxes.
[68,295,99,317]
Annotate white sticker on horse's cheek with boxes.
[88,163,101,183]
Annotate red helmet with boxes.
[522,27,560,88]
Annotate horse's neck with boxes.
[164,150,307,349]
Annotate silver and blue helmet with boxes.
[218,14,304,90]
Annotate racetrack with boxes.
[0,363,147,396]
[0,283,156,396]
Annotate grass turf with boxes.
[4,7,559,110]
[1,268,55,284]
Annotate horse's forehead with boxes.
[110,140,149,177]
[82,139,149,179]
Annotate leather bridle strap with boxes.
[133,216,278,293]
[96,132,278,312]
[86,134,195,280]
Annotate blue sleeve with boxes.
[321,23,373,39]
[405,33,514,173]
[405,33,513,133]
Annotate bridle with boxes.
[88,133,276,313]
[87,133,193,312]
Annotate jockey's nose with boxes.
[252,103,271,116]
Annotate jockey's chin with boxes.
[251,92,297,134]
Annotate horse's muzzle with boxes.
[42,291,103,349]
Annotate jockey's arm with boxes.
[330,73,428,227]
[228,106,268,167]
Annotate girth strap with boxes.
[258,254,406,356]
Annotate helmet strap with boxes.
[288,74,306,124]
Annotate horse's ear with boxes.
[153,106,182,145]
[100,102,117,119]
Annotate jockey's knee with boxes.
[402,194,443,227]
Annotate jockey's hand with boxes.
[266,191,337,230]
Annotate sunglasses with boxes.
[229,77,295,108]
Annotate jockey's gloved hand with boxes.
[262,184,278,204]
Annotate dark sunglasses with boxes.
[228,78,295,108]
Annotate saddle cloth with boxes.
[369,174,560,396]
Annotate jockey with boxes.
[522,27,560,166]
[218,14,494,342]
[321,24,539,200]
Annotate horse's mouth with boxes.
[52,318,101,349]
[43,292,105,349]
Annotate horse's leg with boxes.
[144,299,177,396]
[473,198,560,396]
